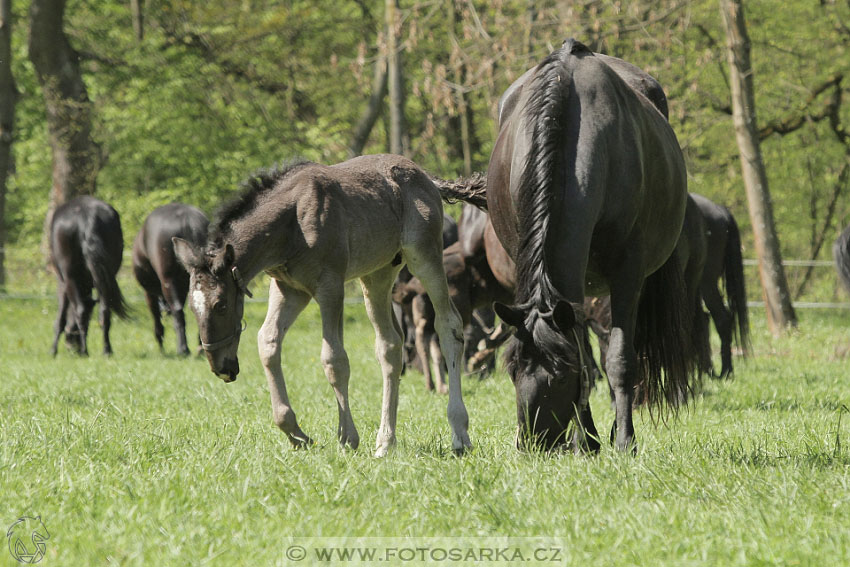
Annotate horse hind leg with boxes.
[99,300,113,355]
[360,265,405,457]
[162,279,190,356]
[702,283,733,378]
[405,247,472,455]
[315,276,360,450]
[258,281,314,448]
[143,290,165,352]
[52,283,69,356]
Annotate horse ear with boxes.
[172,237,203,270]
[552,300,576,332]
[494,302,525,328]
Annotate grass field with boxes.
[2,287,850,566]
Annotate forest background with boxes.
[2,0,850,307]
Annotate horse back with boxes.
[277,154,444,283]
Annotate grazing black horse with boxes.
[487,40,698,451]
[834,223,850,295]
[691,194,750,377]
[133,203,209,355]
[50,196,129,356]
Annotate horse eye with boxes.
[214,301,228,314]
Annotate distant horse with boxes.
[393,236,514,392]
[834,223,850,295]
[50,196,129,356]
[692,193,749,377]
[174,155,475,456]
[486,40,697,451]
[586,194,750,388]
[133,203,209,355]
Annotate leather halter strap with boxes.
[201,320,247,351]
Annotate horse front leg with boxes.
[361,266,404,457]
[315,278,360,450]
[606,274,641,453]
[258,281,314,448]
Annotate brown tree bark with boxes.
[347,54,388,158]
[29,0,101,252]
[447,0,477,176]
[0,0,17,289]
[385,0,407,156]
[720,0,797,335]
[130,0,143,41]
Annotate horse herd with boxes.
[45,39,848,456]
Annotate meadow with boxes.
[2,279,850,566]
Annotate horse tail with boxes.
[722,210,750,354]
[83,226,130,321]
[834,226,850,296]
[634,252,701,411]
[431,172,489,210]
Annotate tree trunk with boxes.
[29,0,101,253]
[720,0,797,335]
[347,54,388,158]
[0,0,16,289]
[130,0,143,41]
[448,0,477,176]
[385,0,407,155]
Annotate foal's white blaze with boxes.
[192,288,208,318]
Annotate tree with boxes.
[719,0,797,335]
[29,0,101,250]
[385,0,406,155]
[0,0,16,289]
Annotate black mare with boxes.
[485,40,699,451]
[133,203,209,356]
[50,196,129,356]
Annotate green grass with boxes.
[2,291,850,566]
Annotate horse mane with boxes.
[208,158,312,247]
[514,38,591,312]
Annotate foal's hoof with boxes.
[289,433,314,449]
[452,434,473,456]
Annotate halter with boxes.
[201,319,248,351]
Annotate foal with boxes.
[174,155,472,456]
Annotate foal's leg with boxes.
[361,265,404,457]
[315,276,360,450]
[407,251,472,454]
[258,280,314,448]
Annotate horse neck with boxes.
[224,213,290,282]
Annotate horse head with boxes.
[173,237,251,382]
[495,300,589,450]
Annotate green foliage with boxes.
[3,296,850,565]
[4,0,850,298]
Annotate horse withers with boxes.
[133,203,209,356]
[174,155,473,456]
[486,40,697,452]
[50,196,130,356]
